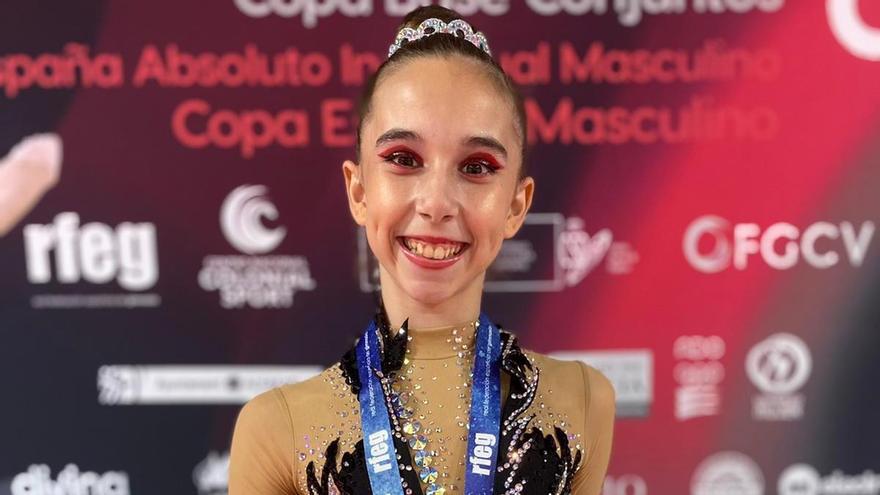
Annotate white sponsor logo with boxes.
[234,0,373,27]
[674,335,726,421]
[746,333,812,420]
[469,433,497,476]
[193,451,229,495]
[97,365,321,405]
[527,0,784,27]
[359,213,637,293]
[366,430,393,473]
[11,464,130,495]
[779,464,880,495]
[683,215,875,273]
[221,184,286,255]
[691,451,764,495]
[827,0,880,61]
[23,212,160,308]
[551,349,653,418]
[200,185,315,308]
[234,0,509,28]
[24,212,158,289]
[604,474,648,495]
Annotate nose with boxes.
[415,164,459,223]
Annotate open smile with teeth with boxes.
[400,237,467,261]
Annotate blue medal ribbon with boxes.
[355,313,502,495]
[356,320,405,495]
[463,313,502,495]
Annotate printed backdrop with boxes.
[1,1,879,494]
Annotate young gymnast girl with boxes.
[229,5,615,494]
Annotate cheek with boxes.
[468,189,511,251]
[363,174,410,243]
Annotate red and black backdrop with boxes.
[1,1,879,494]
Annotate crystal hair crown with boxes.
[387,18,492,58]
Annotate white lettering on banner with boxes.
[366,430,393,473]
[526,0,783,26]
[827,0,880,61]
[234,0,373,27]
[97,365,322,405]
[778,463,880,495]
[683,215,876,273]
[469,433,497,476]
[385,0,510,16]
[24,212,159,290]
[233,0,784,27]
[11,464,130,495]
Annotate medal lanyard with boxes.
[356,313,502,495]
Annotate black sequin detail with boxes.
[339,307,408,395]
[306,436,424,495]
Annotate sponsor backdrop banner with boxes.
[1,1,879,494]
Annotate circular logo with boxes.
[683,215,731,274]
[691,451,765,495]
[220,184,286,255]
[827,0,880,61]
[778,464,821,495]
[746,333,812,394]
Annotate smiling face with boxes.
[343,55,534,309]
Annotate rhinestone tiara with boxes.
[387,17,492,58]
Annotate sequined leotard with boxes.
[229,314,615,495]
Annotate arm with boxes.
[571,363,616,495]
[229,388,299,495]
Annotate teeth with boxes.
[402,238,464,261]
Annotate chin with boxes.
[400,279,459,306]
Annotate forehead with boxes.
[367,56,519,151]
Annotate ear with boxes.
[504,176,534,238]
[342,159,367,226]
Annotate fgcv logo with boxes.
[683,215,875,273]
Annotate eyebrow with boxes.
[375,128,508,159]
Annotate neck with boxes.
[378,268,484,331]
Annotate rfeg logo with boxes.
[683,215,875,273]
[24,212,158,290]
[220,184,286,254]
[827,0,880,61]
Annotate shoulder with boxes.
[273,362,348,414]
[235,363,343,437]
[521,348,616,420]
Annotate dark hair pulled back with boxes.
[355,5,529,178]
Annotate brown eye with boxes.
[387,152,417,168]
[462,161,494,176]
